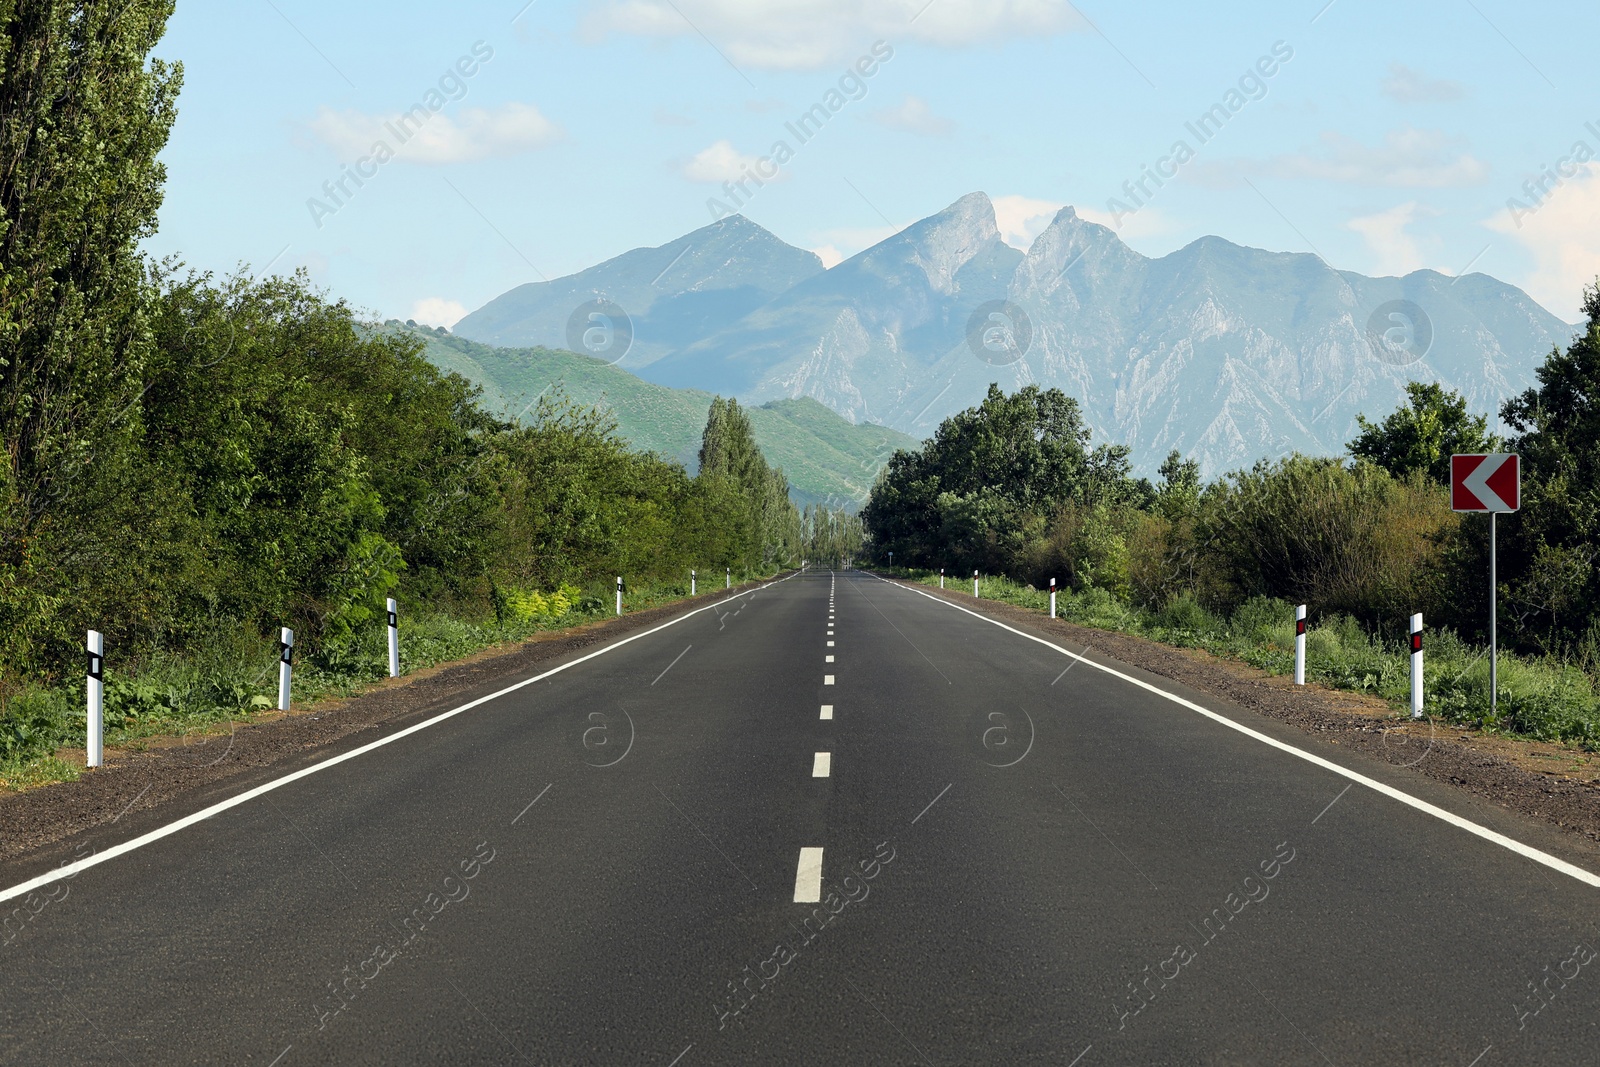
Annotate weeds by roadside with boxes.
[890,569,1600,748]
[0,574,764,791]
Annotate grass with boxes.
[0,572,779,792]
[894,569,1600,749]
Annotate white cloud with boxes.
[409,298,469,328]
[811,244,845,268]
[870,95,954,136]
[581,0,1085,70]
[1260,127,1488,188]
[1075,204,1178,241]
[681,139,782,183]
[1485,163,1600,322]
[1346,201,1437,276]
[308,102,562,164]
[1381,63,1465,104]
[809,224,904,261]
[991,194,1062,248]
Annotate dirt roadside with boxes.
[0,581,775,866]
[901,579,1600,849]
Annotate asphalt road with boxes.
[4,569,1600,1065]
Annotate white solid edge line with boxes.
[871,572,1600,889]
[813,752,831,777]
[0,573,800,905]
[794,846,824,903]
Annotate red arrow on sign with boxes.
[1451,453,1520,512]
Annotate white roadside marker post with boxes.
[386,598,400,679]
[939,567,944,589]
[1410,612,1425,720]
[1294,605,1307,686]
[1049,578,1057,619]
[691,569,696,596]
[278,628,294,711]
[726,567,730,589]
[616,576,623,616]
[974,570,979,598]
[86,631,104,768]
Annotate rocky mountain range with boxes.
[453,193,1578,477]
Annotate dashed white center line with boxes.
[825,654,835,663]
[824,675,835,685]
[794,847,824,903]
[820,704,833,720]
[812,752,831,777]
[827,640,834,647]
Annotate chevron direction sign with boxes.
[1451,453,1520,513]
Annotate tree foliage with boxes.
[1347,381,1498,484]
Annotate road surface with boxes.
[3,569,1599,1065]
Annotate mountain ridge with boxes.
[452,192,1577,476]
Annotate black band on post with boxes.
[1296,619,1307,636]
[279,642,293,665]
[387,610,397,627]
[87,651,104,681]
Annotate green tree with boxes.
[1347,381,1498,484]
[1495,283,1600,652]
[0,0,182,539]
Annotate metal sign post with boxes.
[1451,454,1520,720]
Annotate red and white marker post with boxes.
[1451,454,1520,719]
[1294,605,1307,685]
[939,568,944,589]
[973,570,980,598]
[1409,612,1424,719]
[1049,578,1057,619]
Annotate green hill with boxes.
[389,324,918,509]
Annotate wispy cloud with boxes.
[1485,163,1600,321]
[680,139,780,183]
[870,94,954,136]
[1380,63,1466,104]
[581,0,1086,70]
[1345,200,1438,275]
[991,194,1062,248]
[1198,127,1488,188]
[309,102,563,164]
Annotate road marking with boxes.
[879,574,1600,888]
[825,655,835,663]
[0,574,798,905]
[813,752,832,777]
[794,847,824,902]
[824,675,835,685]
[820,704,833,720]
[827,640,835,647]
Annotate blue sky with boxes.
[147,0,1600,324]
